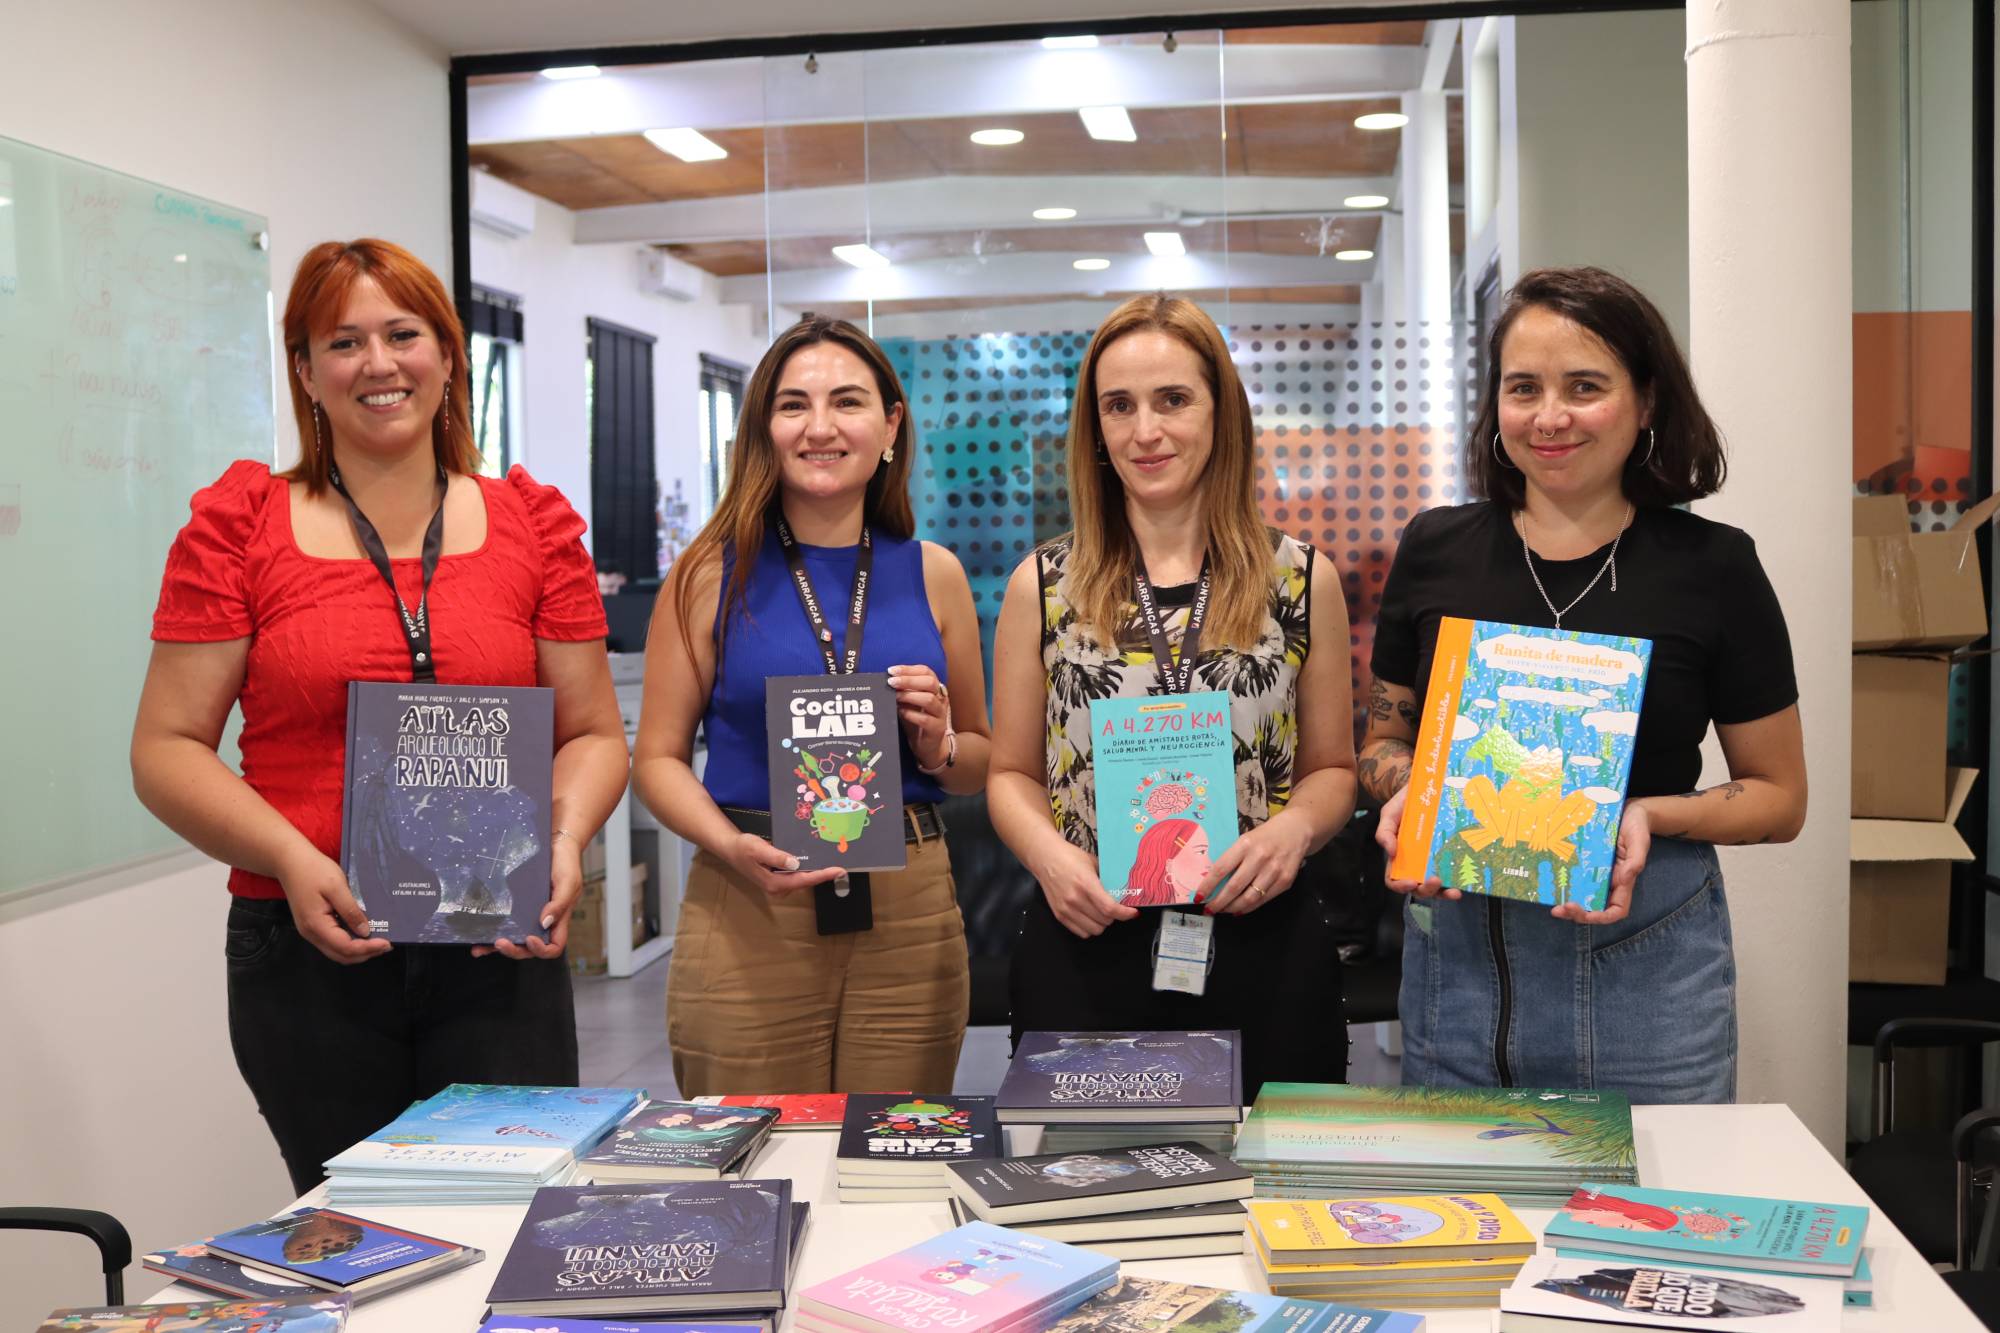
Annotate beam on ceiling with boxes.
[723,249,1378,304]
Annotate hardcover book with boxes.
[1498,1254,1841,1330]
[1087,691,1237,905]
[342,681,556,944]
[947,1195,1248,1243]
[1247,1194,1535,1265]
[1037,1276,1426,1333]
[145,1238,321,1300]
[1390,619,1652,912]
[694,1093,850,1131]
[765,673,905,871]
[997,1030,1242,1123]
[798,1220,1117,1333]
[326,1083,641,1181]
[947,1142,1253,1224]
[486,1179,793,1317]
[579,1100,780,1183]
[36,1297,351,1332]
[479,1321,771,1333]
[836,1094,1000,1177]
[1546,1184,1868,1277]
[203,1208,482,1298]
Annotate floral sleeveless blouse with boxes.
[1038,529,1314,854]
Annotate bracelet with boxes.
[916,728,957,775]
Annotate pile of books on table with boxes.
[324,1083,641,1206]
[577,1098,780,1183]
[1495,1182,1872,1329]
[996,1030,1243,1154]
[1234,1084,1639,1209]
[694,1091,849,1131]
[1244,1194,1535,1310]
[485,1178,809,1329]
[1040,1275,1427,1333]
[835,1093,999,1202]
[797,1219,1118,1333]
[35,1296,352,1332]
[144,1207,482,1305]
[946,1139,1253,1260]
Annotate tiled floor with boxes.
[576,954,1401,1094]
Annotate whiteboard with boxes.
[0,134,272,900]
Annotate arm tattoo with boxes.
[1358,739,1414,804]
[1396,699,1419,728]
[1672,781,1747,802]
[1367,678,1394,723]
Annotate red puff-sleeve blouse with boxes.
[151,460,610,899]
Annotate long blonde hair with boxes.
[1063,293,1268,650]
[665,315,915,671]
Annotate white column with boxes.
[1398,87,1453,333]
[1686,0,1851,1151]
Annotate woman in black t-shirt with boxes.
[1360,267,1806,1104]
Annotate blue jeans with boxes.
[1398,837,1736,1104]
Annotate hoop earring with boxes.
[1637,427,1657,470]
[1492,431,1519,471]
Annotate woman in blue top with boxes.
[634,315,989,1096]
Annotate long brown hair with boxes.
[666,315,915,669]
[1064,293,1269,650]
[279,238,479,491]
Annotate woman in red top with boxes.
[132,239,630,1193]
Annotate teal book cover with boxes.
[1088,690,1237,906]
[1393,618,1651,912]
[1549,1184,1868,1277]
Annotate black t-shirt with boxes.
[1370,502,1798,799]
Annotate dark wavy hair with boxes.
[1466,266,1726,508]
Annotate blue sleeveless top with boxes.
[702,528,950,809]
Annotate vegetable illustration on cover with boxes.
[1089,691,1237,904]
[765,674,906,871]
[1392,619,1652,911]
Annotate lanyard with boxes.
[328,464,447,683]
[1133,553,1212,695]
[774,513,873,676]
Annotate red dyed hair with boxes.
[1123,818,1203,906]
[1563,1188,1679,1231]
[280,238,477,492]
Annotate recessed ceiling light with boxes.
[1073,257,1111,271]
[1343,194,1390,209]
[1354,112,1410,131]
[970,128,1025,146]
[539,65,602,81]
[173,254,188,264]
[643,127,729,162]
[1143,232,1186,258]
[1042,35,1100,49]
[1079,106,1137,142]
[1335,249,1375,262]
[1033,207,1078,220]
[832,243,890,269]
[0,196,12,208]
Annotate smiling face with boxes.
[1495,304,1650,506]
[768,341,903,507]
[1095,329,1216,512]
[296,274,451,467]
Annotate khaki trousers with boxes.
[666,836,970,1096]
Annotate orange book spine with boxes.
[1390,616,1474,882]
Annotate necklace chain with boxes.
[1518,504,1633,630]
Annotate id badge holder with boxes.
[1151,908,1214,995]
[814,872,873,935]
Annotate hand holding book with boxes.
[1373,786,1455,902]
[476,822,583,959]
[1033,838,1139,939]
[726,831,847,898]
[275,843,393,965]
[1193,807,1312,915]
[1549,800,1650,926]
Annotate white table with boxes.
[148,1104,1980,1331]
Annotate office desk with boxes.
[148,1103,1979,1331]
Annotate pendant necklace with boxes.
[1518,503,1634,630]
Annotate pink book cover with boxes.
[800,1222,1115,1333]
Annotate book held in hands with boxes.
[765,673,905,871]
[1088,691,1238,905]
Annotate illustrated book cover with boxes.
[1247,1194,1534,1264]
[798,1220,1117,1333]
[836,1094,1000,1176]
[765,673,905,871]
[1546,1184,1867,1277]
[997,1030,1242,1123]
[202,1207,481,1297]
[1087,691,1238,905]
[478,1320,771,1333]
[1037,1276,1426,1333]
[579,1099,780,1182]
[342,682,556,943]
[947,1142,1252,1223]
[694,1093,850,1130]
[145,1237,323,1300]
[325,1083,641,1180]
[35,1297,351,1332]
[1390,619,1651,912]
[1498,1254,1841,1330]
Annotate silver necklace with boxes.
[1517,504,1634,630]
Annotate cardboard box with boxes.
[1849,768,1977,984]
[630,862,651,946]
[1853,494,2000,650]
[1852,653,1951,819]
[569,869,607,976]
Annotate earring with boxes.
[1637,427,1657,469]
[1491,431,1519,471]
[883,446,895,464]
[440,381,450,422]
[311,401,324,456]
[1095,446,1110,466]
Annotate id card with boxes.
[1152,909,1213,995]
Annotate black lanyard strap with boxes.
[328,464,447,683]
[1133,552,1212,695]
[774,513,873,676]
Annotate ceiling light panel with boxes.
[832,244,890,269]
[970,128,1025,146]
[1041,35,1099,49]
[1354,112,1410,131]
[643,127,729,162]
[1079,106,1137,142]
[1033,207,1078,221]
[539,65,602,80]
[1335,249,1375,262]
[1143,232,1186,258]
[1343,194,1390,209]
[1073,257,1111,271]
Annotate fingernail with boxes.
[541,916,554,931]
[784,856,801,871]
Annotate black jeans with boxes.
[224,896,581,1196]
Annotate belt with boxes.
[722,802,946,846]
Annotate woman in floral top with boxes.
[987,294,1359,1096]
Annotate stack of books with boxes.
[577,1099,780,1184]
[1037,1275,1427,1333]
[796,1219,1118,1333]
[1244,1195,1535,1310]
[1543,1183,1874,1309]
[174,1208,482,1304]
[35,1296,352,1331]
[1497,1253,1844,1330]
[835,1093,1000,1202]
[324,1083,641,1206]
[485,1179,806,1328]
[478,1320,770,1333]
[1234,1084,1639,1208]
[997,1031,1243,1155]
[946,1141,1253,1260]
[694,1092,849,1131]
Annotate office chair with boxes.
[0,1206,131,1303]
[1941,1105,2000,1329]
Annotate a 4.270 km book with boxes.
[342,682,555,944]
[765,673,906,871]
[1087,691,1237,906]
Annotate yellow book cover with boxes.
[1246,1193,1536,1265]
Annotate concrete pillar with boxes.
[1686,0,1851,1151]
[1399,87,1453,333]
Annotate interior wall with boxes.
[0,2,447,1326]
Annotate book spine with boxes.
[1390,616,1474,881]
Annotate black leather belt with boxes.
[722,802,946,845]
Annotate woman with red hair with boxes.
[1121,819,1210,907]
[131,239,630,1192]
